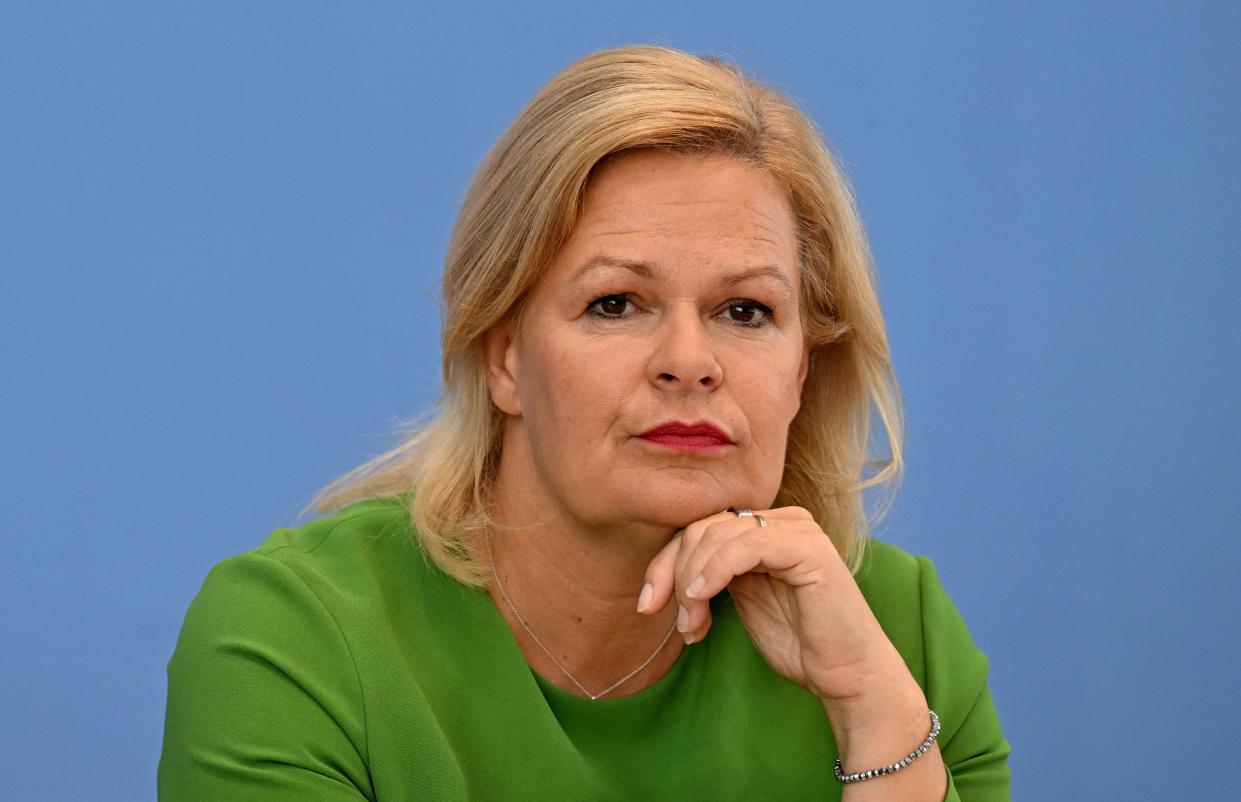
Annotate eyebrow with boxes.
[571,255,793,292]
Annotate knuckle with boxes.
[683,521,708,543]
[694,554,716,582]
[741,526,767,548]
[648,546,679,579]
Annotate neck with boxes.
[478,427,684,698]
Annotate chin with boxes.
[623,483,744,530]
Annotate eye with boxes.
[721,298,774,328]
[586,293,633,319]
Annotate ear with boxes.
[483,320,523,416]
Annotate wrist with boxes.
[819,666,928,754]
[834,710,942,789]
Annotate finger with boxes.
[678,514,764,598]
[675,515,755,640]
[686,525,827,604]
[673,510,733,588]
[681,594,713,645]
[637,530,684,615]
[681,508,829,599]
[680,507,838,642]
[668,512,735,643]
[765,505,815,523]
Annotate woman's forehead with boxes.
[581,150,790,222]
[552,150,799,282]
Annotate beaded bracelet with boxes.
[833,709,941,784]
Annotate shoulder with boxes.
[188,491,403,589]
[168,495,432,711]
[237,495,426,598]
[852,536,989,690]
[852,535,928,629]
[161,501,411,797]
[252,494,415,566]
[853,536,921,597]
[851,537,1013,794]
[179,496,427,654]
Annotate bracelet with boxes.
[833,709,941,784]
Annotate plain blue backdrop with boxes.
[3,3,1238,799]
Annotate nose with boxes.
[646,305,723,393]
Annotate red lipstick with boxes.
[637,421,734,451]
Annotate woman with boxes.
[159,45,1010,800]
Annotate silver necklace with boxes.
[485,529,679,701]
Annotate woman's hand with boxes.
[639,505,947,800]
[638,506,912,708]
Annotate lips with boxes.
[636,421,735,450]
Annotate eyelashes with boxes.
[588,294,631,319]
[585,293,775,329]
[720,299,775,328]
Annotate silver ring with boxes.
[729,507,766,528]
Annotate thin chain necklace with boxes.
[485,529,679,701]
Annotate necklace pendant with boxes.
[486,529,679,702]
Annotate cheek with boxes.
[739,353,805,459]
[517,331,628,443]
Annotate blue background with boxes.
[3,3,1238,799]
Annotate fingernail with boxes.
[677,604,689,633]
[682,631,695,645]
[636,582,653,613]
[686,575,706,599]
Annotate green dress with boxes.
[159,497,1011,800]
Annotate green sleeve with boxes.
[158,551,374,801]
[915,555,1012,802]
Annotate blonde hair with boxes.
[306,44,904,585]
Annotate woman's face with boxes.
[485,148,810,533]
